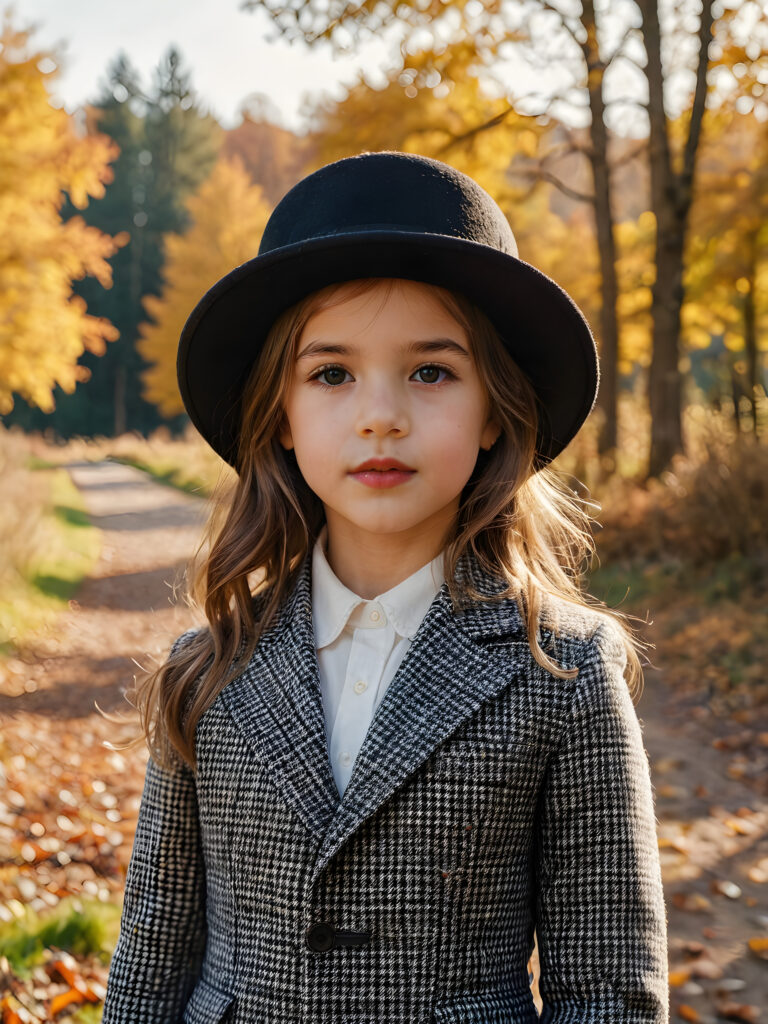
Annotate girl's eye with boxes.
[312,365,350,387]
[413,364,453,384]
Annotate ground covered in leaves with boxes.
[0,461,204,1022]
[0,457,766,1022]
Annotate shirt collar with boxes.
[311,524,445,649]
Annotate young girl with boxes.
[102,151,669,1023]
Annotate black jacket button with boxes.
[305,921,335,952]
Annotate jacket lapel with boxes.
[220,554,342,841]
[219,546,529,865]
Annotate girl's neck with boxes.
[323,519,449,599]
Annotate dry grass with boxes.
[0,429,48,595]
[548,391,766,559]
[590,410,768,568]
[0,427,101,651]
[27,425,233,498]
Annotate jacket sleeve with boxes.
[534,618,669,1023]
[102,637,207,1023]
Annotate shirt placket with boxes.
[328,602,391,796]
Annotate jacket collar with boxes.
[311,525,446,647]
[219,547,529,870]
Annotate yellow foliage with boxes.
[683,106,768,357]
[139,158,272,416]
[306,49,604,350]
[307,43,553,213]
[613,214,656,369]
[0,18,122,413]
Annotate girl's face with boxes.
[279,279,500,555]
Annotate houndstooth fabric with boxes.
[102,549,669,1023]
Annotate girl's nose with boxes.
[355,383,410,437]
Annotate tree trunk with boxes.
[743,235,759,438]
[114,364,126,436]
[648,226,686,475]
[580,0,620,457]
[729,357,745,437]
[638,0,714,477]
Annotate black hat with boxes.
[177,151,598,468]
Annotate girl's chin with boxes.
[324,508,454,540]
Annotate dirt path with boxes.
[2,459,766,1021]
[635,673,768,1020]
[0,460,206,720]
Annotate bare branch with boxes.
[609,138,649,168]
[507,88,560,116]
[510,165,596,204]
[519,178,541,203]
[539,138,595,163]
[435,105,517,156]
[304,0,398,45]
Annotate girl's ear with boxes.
[480,417,501,451]
[278,413,294,450]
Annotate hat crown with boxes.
[258,151,518,259]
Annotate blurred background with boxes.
[0,0,767,1020]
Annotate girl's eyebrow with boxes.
[296,338,472,361]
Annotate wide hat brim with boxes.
[178,230,598,468]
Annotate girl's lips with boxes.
[350,458,415,472]
[350,468,416,489]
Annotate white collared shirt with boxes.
[311,525,445,798]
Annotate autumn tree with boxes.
[607,99,768,440]
[222,94,311,204]
[6,48,222,438]
[684,105,768,435]
[139,158,272,416]
[0,18,122,416]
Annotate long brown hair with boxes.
[136,277,644,768]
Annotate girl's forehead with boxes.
[301,278,466,333]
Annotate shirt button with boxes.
[369,609,380,622]
[353,679,368,695]
[339,752,352,766]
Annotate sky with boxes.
[10,0,733,137]
[13,0,647,134]
[13,0,397,130]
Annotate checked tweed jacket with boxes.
[102,550,669,1024]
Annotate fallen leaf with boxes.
[710,878,742,899]
[713,1001,760,1023]
[671,891,712,912]
[689,956,724,979]
[0,998,23,1024]
[677,1005,701,1022]
[49,988,84,1015]
[668,967,691,986]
